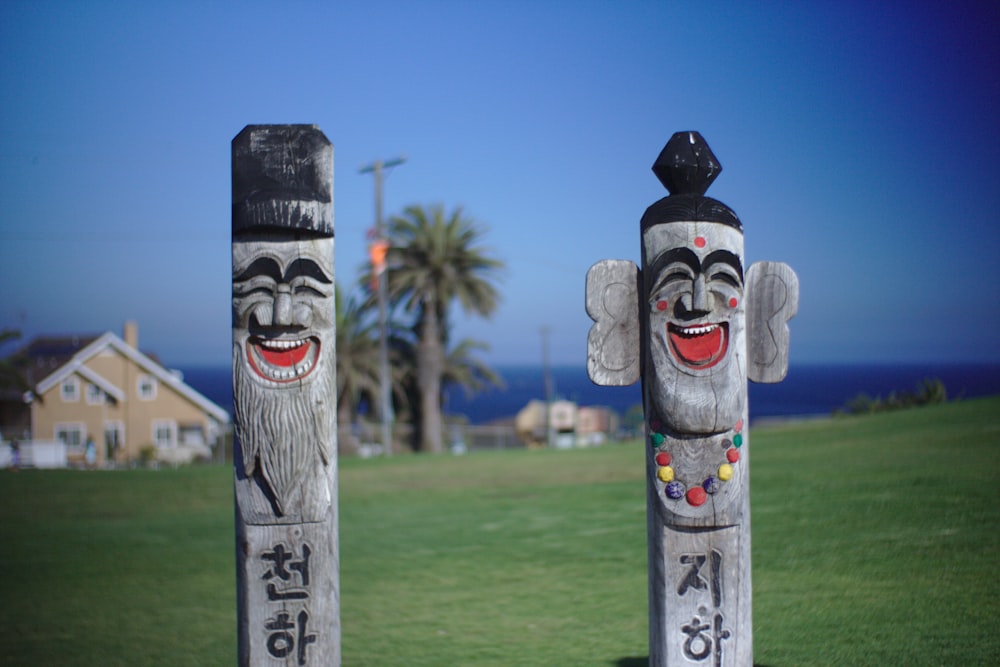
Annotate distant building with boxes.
[3,321,228,466]
[514,399,617,448]
[577,405,619,446]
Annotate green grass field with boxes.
[2,396,998,666]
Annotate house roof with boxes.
[16,335,99,386]
[30,331,229,424]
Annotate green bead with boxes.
[651,432,665,446]
[733,433,743,448]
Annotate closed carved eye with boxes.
[290,277,333,299]
[233,275,277,297]
[710,271,741,288]
[665,269,692,284]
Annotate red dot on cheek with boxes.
[694,236,706,248]
[729,297,738,308]
[656,300,668,311]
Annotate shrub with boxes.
[836,377,947,416]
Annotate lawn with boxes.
[1,396,998,666]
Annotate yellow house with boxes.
[26,322,229,466]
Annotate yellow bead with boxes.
[657,466,675,482]
[718,463,734,481]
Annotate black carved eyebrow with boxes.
[233,257,332,284]
[703,250,744,284]
[285,258,332,284]
[649,247,701,288]
[233,258,282,283]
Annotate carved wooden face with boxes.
[643,222,746,434]
[232,237,335,387]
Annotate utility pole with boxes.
[360,156,406,457]
[540,326,553,448]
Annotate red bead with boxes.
[726,448,739,463]
[656,300,668,311]
[655,452,672,466]
[729,297,738,308]
[734,419,743,432]
[694,236,706,248]
[686,487,707,506]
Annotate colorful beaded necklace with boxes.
[649,418,744,507]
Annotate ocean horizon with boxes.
[180,362,1000,426]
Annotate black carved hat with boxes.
[640,131,742,233]
[232,125,333,237]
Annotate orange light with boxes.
[369,240,389,273]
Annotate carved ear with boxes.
[586,260,641,386]
[746,261,799,383]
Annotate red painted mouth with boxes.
[246,336,320,383]
[667,322,729,369]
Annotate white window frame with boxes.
[54,422,86,448]
[61,377,79,402]
[86,382,105,405]
[152,419,177,449]
[137,374,157,401]
[178,423,206,448]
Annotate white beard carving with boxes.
[233,343,333,517]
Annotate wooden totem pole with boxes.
[232,125,340,666]
[586,131,798,666]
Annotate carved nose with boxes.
[674,277,711,320]
[273,287,292,326]
[691,276,710,312]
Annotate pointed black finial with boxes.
[652,131,721,196]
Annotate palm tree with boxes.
[334,284,381,453]
[442,338,505,400]
[385,204,504,452]
[0,329,34,400]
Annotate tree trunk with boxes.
[416,309,444,453]
[337,399,358,456]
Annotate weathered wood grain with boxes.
[648,512,752,667]
[237,497,341,666]
[746,261,799,384]
[640,211,754,665]
[233,125,340,666]
[587,131,796,666]
[646,420,753,666]
[586,260,641,386]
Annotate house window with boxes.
[138,375,157,400]
[152,420,177,449]
[179,424,206,448]
[104,421,124,457]
[55,423,86,448]
[61,377,79,402]
[86,383,104,405]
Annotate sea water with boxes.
[179,362,1000,425]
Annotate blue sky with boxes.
[1,1,998,367]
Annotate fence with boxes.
[1,440,68,468]
[458,424,523,451]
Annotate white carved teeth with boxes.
[250,337,317,384]
[259,338,306,350]
[261,358,314,381]
[678,324,718,336]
